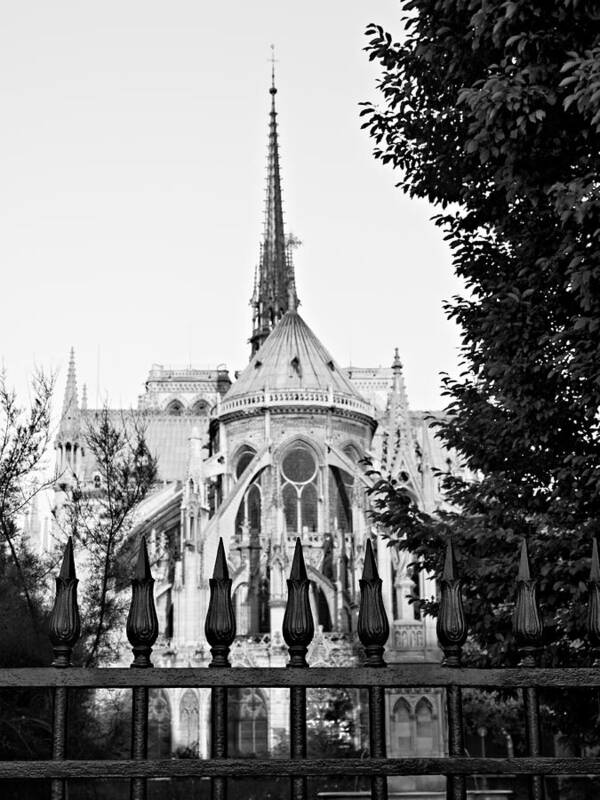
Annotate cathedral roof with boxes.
[224,310,368,405]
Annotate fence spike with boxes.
[358,538,389,667]
[126,536,159,668]
[205,538,236,667]
[587,538,600,664]
[49,537,81,667]
[437,539,467,667]
[283,538,314,667]
[517,537,532,581]
[512,538,543,666]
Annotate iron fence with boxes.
[1,533,600,800]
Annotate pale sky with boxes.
[1,1,463,413]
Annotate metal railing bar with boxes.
[438,541,467,800]
[1,665,598,688]
[446,685,466,800]
[513,540,546,800]
[3,756,600,778]
[205,538,236,800]
[358,540,389,800]
[50,686,68,800]
[523,686,544,800]
[48,537,81,800]
[283,539,314,800]
[127,537,159,800]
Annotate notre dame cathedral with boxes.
[51,72,466,795]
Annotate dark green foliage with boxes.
[362,0,600,751]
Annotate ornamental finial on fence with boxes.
[126,536,159,668]
[205,538,236,667]
[283,538,314,667]
[437,538,467,667]
[587,537,600,665]
[512,538,543,666]
[358,538,389,667]
[49,537,81,667]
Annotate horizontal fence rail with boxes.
[0,665,598,688]
[3,757,600,779]
[3,534,600,800]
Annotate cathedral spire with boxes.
[62,347,79,419]
[250,54,299,357]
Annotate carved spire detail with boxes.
[57,348,80,446]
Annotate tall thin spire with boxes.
[249,51,299,357]
[56,348,81,477]
[62,347,79,420]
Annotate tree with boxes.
[0,378,157,798]
[0,370,54,633]
[61,407,157,666]
[0,372,56,798]
[361,0,600,751]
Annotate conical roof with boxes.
[225,311,367,403]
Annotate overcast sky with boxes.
[1,1,463,413]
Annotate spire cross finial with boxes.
[269,44,278,93]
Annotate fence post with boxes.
[358,539,389,800]
[513,539,545,800]
[587,538,600,666]
[437,539,467,800]
[205,538,236,800]
[127,535,159,800]
[283,538,314,800]
[48,537,81,800]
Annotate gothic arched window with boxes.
[228,688,268,756]
[148,689,171,758]
[235,448,256,479]
[281,444,319,535]
[233,582,250,635]
[235,482,262,540]
[314,584,332,632]
[234,448,261,541]
[415,698,434,755]
[166,400,184,416]
[191,400,209,416]
[179,690,199,750]
[392,698,412,755]
[328,467,354,533]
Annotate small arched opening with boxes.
[166,399,184,416]
[391,698,412,756]
[228,688,268,757]
[148,689,172,758]
[415,697,434,755]
[179,690,199,752]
